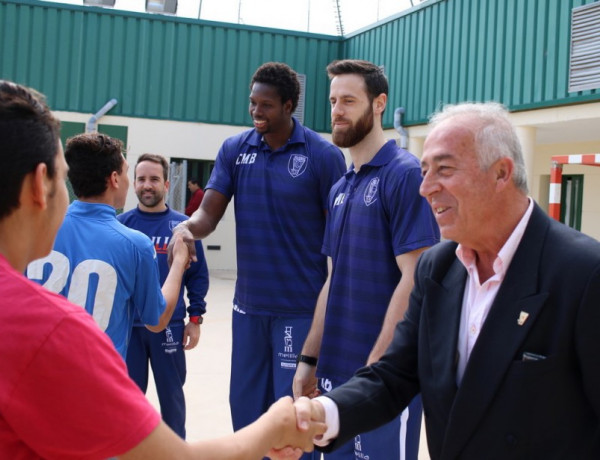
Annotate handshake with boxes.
[259,396,327,460]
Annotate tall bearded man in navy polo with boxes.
[293,59,439,460]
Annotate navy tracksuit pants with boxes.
[126,324,187,439]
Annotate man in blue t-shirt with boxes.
[293,60,440,460]
[27,133,189,359]
[170,62,346,452]
[118,153,209,439]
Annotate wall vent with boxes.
[569,2,600,92]
[83,0,116,6]
[293,73,306,125]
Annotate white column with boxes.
[408,136,426,158]
[516,126,536,193]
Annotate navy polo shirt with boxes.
[206,118,346,316]
[319,140,440,381]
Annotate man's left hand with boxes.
[183,321,200,350]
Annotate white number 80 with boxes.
[27,250,118,331]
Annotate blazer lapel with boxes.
[441,205,551,459]
[425,258,466,417]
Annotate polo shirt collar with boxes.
[246,117,304,149]
[346,139,398,177]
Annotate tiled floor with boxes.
[146,270,430,458]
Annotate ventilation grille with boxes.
[293,73,306,125]
[83,0,116,6]
[146,0,178,15]
[569,2,600,92]
[167,160,187,213]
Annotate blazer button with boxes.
[505,434,518,448]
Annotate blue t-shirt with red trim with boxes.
[319,140,440,381]
[27,201,166,358]
[206,118,346,316]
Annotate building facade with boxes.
[2,0,599,268]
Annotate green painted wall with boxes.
[0,0,341,132]
[2,0,599,130]
[343,0,600,126]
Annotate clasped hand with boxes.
[267,396,327,460]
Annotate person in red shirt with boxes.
[185,178,204,216]
[0,79,324,460]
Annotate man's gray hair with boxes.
[429,101,528,193]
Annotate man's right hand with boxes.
[266,396,327,460]
[293,362,320,400]
[168,222,197,266]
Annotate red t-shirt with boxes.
[0,255,160,459]
[185,188,204,216]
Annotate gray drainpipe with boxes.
[86,98,118,133]
[394,107,408,149]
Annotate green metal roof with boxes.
[0,0,341,131]
[344,0,600,126]
[2,0,599,131]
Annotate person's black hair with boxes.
[0,80,61,219]
[65,133,124,198]
[326,59,389,103]
[137,153,169,181]
[250,62,300,112]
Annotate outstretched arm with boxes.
[146,233,189,332]
[168,189,229,264]
[118,397,326,460]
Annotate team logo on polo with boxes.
[288,154,308,178]
[364,177,379,206]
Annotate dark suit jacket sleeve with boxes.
[574,263,600,415]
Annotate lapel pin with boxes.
[517,311,529,326]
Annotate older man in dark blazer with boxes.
[288,102,600,460]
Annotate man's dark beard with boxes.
[137,191,162,208]
[332,106,374,148]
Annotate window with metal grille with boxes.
[293,73,306,125]
[569,2,600,92]
[168,158,214,214]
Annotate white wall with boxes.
[55,101,600,272]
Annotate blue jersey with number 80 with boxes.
[26,201,166,358]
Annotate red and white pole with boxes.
[549,160,563,221]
